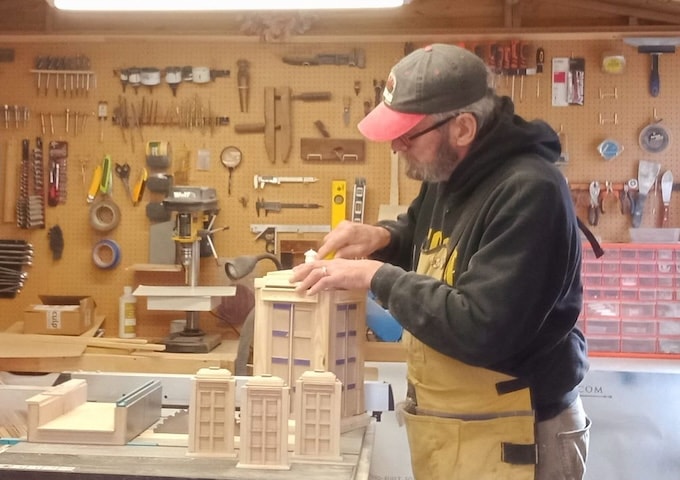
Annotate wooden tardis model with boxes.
[187,366,236,458]
[253,270,366,424]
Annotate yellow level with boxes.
[331,180,347,228]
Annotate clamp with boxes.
[233,86,291,164]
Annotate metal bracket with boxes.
[250,223,330,254]
[300,138,365,162]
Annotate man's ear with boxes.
[451,113,478,148]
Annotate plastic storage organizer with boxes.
[581,243,680,357]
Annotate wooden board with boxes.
[0,316,105,358]
[0,316,169,358]
[0,339,238,374]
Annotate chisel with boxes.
[343,96,351,126]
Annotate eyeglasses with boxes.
[396,113,461,149]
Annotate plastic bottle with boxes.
[118,286,137,338]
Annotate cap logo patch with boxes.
[383,71,396,105]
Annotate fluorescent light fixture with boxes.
[46,0,406,11]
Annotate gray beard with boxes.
[402,141,459,183]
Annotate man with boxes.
[290,43,590,479]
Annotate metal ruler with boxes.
[250,224,331,254]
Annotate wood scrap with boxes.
[0,333,166,358]
[1,315,165,358]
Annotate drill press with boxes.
[161,185,225,353]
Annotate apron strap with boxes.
[496,377,530,395]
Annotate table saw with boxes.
[0,370,393,480]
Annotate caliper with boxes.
[253,174,318,190]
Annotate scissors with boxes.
[115,162,133,201]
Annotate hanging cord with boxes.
[577,216,604,258]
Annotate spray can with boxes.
[119,286,137,338]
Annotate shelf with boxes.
[127,264,183,272]
[133,285,236,311]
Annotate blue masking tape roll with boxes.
[92,238,121,269]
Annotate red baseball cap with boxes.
[358,43,489,142]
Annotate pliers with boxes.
[588,181,601,226]
[599,180,617,215]
[620,178,638,217]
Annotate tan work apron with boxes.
[401,243,536,480]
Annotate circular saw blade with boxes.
[639,123,670,153]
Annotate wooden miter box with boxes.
[23,295,96,335]
[253,270,367,422]
[25,378,161,445]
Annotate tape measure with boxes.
[146,141,171,169]
[601,53,626,74]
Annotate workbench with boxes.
[0,337,396,479]
[0,421,374,480]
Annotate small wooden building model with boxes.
[294,370,343,462]
[187,366,236,457]
[237,374,290,470]
[253,270,366,420]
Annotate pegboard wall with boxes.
[1,37,679,338]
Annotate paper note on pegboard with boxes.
[552,57,570,107]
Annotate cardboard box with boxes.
[24,296,96,335]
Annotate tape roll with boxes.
[92,239,121,269]
[146,141,171,169]
[192,66,211,84]
[140,67,161,86]
[89,198,121,232]
[146,141,170,157]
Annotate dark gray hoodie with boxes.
[370,96,588,421]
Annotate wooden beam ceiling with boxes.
[539,0,680,25]
[1,0,680,40]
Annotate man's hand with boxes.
[290,258,384,296]
[317,220,391,259]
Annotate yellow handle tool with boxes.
[99,155,112,194]
[132,167,148,206]
[87,164,103,203]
